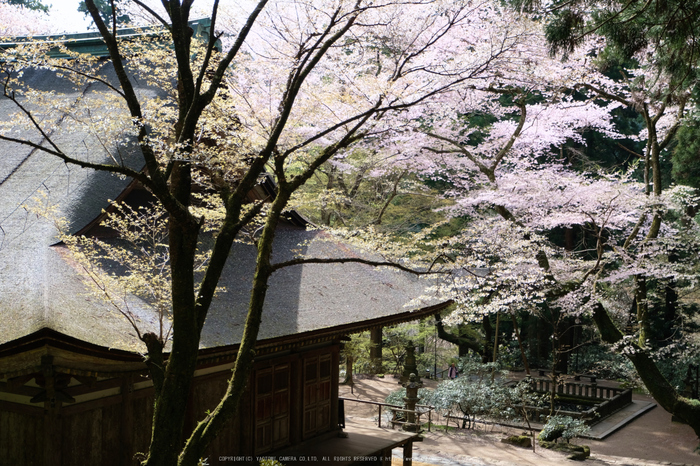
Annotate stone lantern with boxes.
[400,341,421,385]
[402,373,422,433]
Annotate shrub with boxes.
[538,415,589,443]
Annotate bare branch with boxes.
[271,256,448,275]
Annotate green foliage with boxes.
[384,387,406,409]
[424,357,546,428]
[384,386,434,414]
[292,151,450,236]
[380,321,456,377]
[544,9,585,57]
[340,321,458,379]
[564,0,700,83]
[568,343,640,386]
[538,415,589,443]
[8,0,49,12]
[654,342,700,392]
[259,460,284,466]
[593,10,647,60]
[78,0,130,26]
[341,331,376,377]
[673,120,700,189]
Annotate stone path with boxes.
[585,399,656,440]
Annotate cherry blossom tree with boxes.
[311,15,700,438]
[0,0,52,36]
[439,58,700,440]
[0,1,552,464]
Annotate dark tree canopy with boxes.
[8,0,49,13]
[672,120,700,189]
[514,0,700,85]
[78,0,130,26]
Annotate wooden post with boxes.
[370,327,383,374]
[120,375,134,465]
[40,355,62,466]
[403,440,413,466]
[492,311,500,363]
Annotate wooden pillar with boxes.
[288,354,302,447]
[40,355,62,465]
[403,440,413,466]
[369,327,383,374]
[240,378,255,455]
[120,375,134,465]
[331,344,340,429]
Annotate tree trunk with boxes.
[434,315,484,358]
[178,193,288,466]
[635,275,650,347]
[549,334,559,416]
[482,315,493,363]
[145,216,202,466]
[592,303,700,439]
[492,311,500,363]
[555,318,574,374]
[320,165,336,225]
[343,354,355,386]
[510,312,530,375]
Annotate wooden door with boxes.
[254,364,290,453]
[302,354,332,439]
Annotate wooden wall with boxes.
[0,342,340,464]
[0,388,153,465]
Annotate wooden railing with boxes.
[523,377,633,425]
[528,377,625,400]
[338,397,436,432]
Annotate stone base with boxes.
[501,435,532,448]
[402,423,422,433]
[539,441,590,461]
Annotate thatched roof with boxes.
[0,38,448,374]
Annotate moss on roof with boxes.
[0,51,446,362]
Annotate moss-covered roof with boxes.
[0,46,447,366]
[201,221,443,348]
[0,66,158,355]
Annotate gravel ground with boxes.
[339,375,700,466]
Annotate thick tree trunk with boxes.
[145,216,202,466]
[434,315,484,358]
[493,311,500,363]
[320,165,336,225]
[343,354,354,386]
[555,317,574,374]
[178,190,289,466]
[635,275,650,347]
[592,303,700,439]
[482,315,493,363]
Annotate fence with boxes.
[338,397,436,432]
[340,376,633,433]
[525,377,633,425]
[528,377,626,400]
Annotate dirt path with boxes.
[339,375,700,466]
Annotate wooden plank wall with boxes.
[1,343,340,464]
[0,387,153,465]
